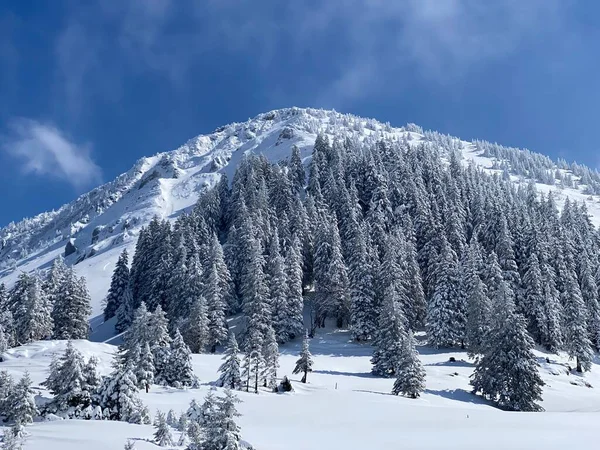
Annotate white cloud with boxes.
[2,119,102,189]
[50,1,574,112]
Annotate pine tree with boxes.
[96,363,149,423]
[153,411,173,447]
[391,332,426,398]
[7,372,38,425]
[0,371,15,421]
[523,253,562,352]
[242,326,264,394]
[471,280,544,412]
[52,269,92,339]
[115,281,135,333]
[293,330,313,383]
[462,240,491,356]
[218,333,242,389]
[124,440,135,450]
[104,250,130,321]
[289,145,306,194]
[43,256,67,306]
[284,234,306,340]
[182,297,209,354]
[371,285,407,377]
[43,341,95,413]
[204,238,229,352]
[11,273,53,344]
[201,389,242,450]
[166,329,196,388]
[562,261,594,372]
[427,237,464,348]
[133,342,155,389]
[262,325,279,389]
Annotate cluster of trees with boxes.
[0,257,91,353]
[104,125,600,411]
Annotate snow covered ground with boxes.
[2,326,599,450]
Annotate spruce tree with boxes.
[427,237,464,348]
[104,250,130,321]
[462,240,490,356]
[115,281,135,333]
[371,285,407,377]
[12,273,53,344]
[204,238,229,352]
[153,411,173,447]
[293,330,313,383]
[166,329,196,388]
[43,256,67,306]
[391,332,426,398]
[7,372,37,425]
[562,262,594,372]
[471,280,544,412]
[262,325,279,389]
[52,269,91,340]
[96,362,149,423]
[218,333,242,390]
[182,297,209,354]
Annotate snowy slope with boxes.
[2,107,600,318]
[1,328,600,450]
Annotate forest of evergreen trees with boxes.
[2,129,600,418]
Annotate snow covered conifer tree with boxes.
[182,296,209,354]
[115,281,135,333]
[96,362,149,423]
[7,372,37,425]
[242,326,264,393]
[427,237,464,348]
[289,145,306,194]
[462,240,491,356]
[43,256,67,306]
[12,273,53,344]
[471,280,544,411]
[203,238,229,352]
[293,330,313,383]
[153,411,173,447]
[104,250,130,321]
[52,269,92,340]
[371,285,407,377]
[123,440,135,450]
[43,341,95,413]
[284,234,306,340]
[218,333,242,389]
[523,253,562,352]
[268,233,292,344]
[166,329,196,388]
[391,331,426,398]
[199,389,242,450]
[133,342,155,389]
[561,259,594,372]
[262,325,279,389]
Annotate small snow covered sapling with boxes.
[293,330,314,383]
[123,440,135,450]
[153,411,173,447]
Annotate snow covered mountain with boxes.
[2,107,600,318]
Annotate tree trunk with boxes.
[301,371,307,383]
[576,356,582,373]
[210,344,216,354]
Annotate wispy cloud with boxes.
[50,0,574,113]
[1,119,102,189]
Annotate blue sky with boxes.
[1,0,599,226]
